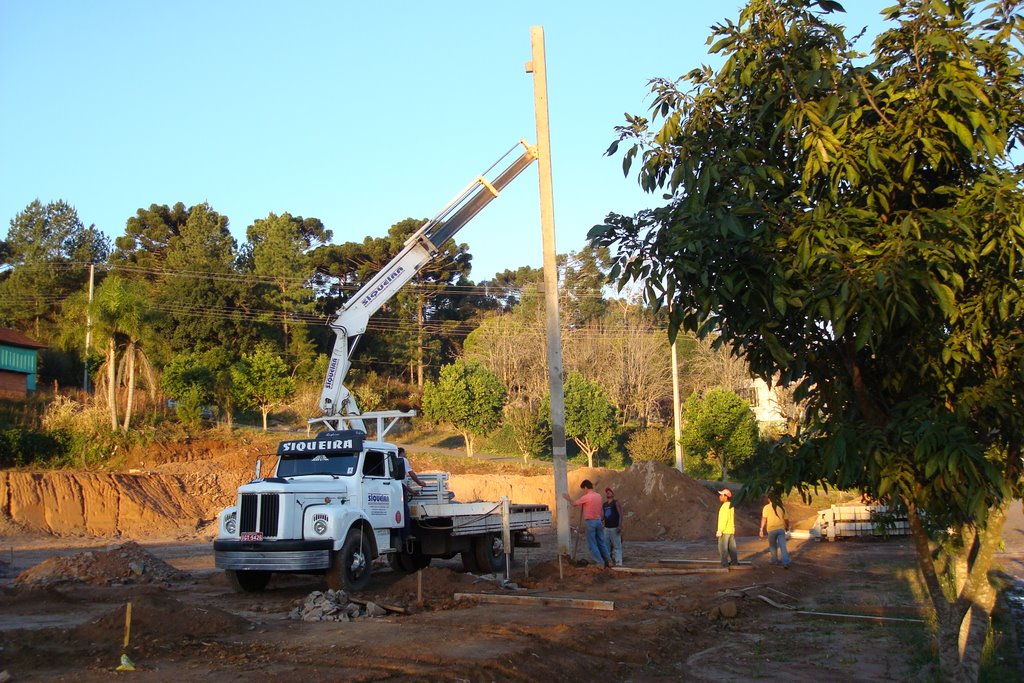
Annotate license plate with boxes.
[240,532,263,542]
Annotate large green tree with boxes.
[591,1,1024,680]
[681,388,759,480]
[232,343,296,431]
[239,212,330,350]
[0,199,109,339]
[422,359,506,457]
[543,371,618,468]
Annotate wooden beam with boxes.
[794,609,924,624]
[614,566,727,575]
[455,592,614,611]
[658,559,753,566]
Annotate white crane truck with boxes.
[213,142,552,592]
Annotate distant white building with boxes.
[750,377,789,427]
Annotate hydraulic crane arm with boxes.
[315,140,537,433]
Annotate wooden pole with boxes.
[527,26,570,557]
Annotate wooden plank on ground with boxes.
[618,566,728,575]
[658,559,753,566]
[454,593,614,611]
[794,609,924,624]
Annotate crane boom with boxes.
[314,140,537,434]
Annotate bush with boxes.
[0,426,73,468]
[626,427,674,466]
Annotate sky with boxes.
[0,0,890,284]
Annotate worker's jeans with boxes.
[604,526,622,566]
[718,533,738,566]
[768,529,790,567]
[585,519,611,565]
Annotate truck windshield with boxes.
[275,453,359,478]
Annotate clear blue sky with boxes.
[0,1,889,282]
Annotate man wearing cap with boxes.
[602,487,624,567]
[716,488,738,567]
[563,479,612,568]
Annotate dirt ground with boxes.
[1,436,1022,682]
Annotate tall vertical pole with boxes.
[83,263,95,393]
[527,26,570,555]
[672,336,683,472]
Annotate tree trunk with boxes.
[906,499,1008,682]
[122,341,136,432]
[462,431,475,457]
[106,338,118,431]
[261,406,269,432]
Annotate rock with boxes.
[365,602,387,617]
[718,600,738,619]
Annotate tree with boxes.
[88,275,159,431]
[231,344,296,431]
[681,388,759,480]
[158,202,252,356]
[544,371,618,468]
[503,399,546,461]
[421,359,506,457]
[239,212,330,349]
[591,1,1024,679]
[0,199,109,339]
[163,352,217,427]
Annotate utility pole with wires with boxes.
[527,25,571,556]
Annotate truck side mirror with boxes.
[390,453,406,480]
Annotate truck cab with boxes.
[214,430,409,592]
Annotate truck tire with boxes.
[226,569,271,593]
[460,550,480,573]
[327,529,372,592]
[389,551,416,573]
[473,532,511,573]
[390,551,432,574]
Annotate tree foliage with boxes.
[231,344,296,431]
[422,359,506,457]
[591,1,1024,679]
[681,388,759,480]
[545,371,618,468]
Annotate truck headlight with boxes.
[225,515,237,535]
[313,519,328,535]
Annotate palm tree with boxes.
[89,275,159,431]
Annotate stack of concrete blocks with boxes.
[816,503,910,541]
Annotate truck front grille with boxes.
[239,493,280,537]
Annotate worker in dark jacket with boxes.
[602,487,624,566]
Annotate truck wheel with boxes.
[460,550,480,573]
[473,532,511,573]
[327,529,372,592]
[226,569,271,593]
[389,551,416,574]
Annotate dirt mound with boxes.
[450,460,748,540]
[73,593,250,650]
[15,541,187,587]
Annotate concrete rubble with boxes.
[288,590,390,622]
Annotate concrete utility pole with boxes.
[527,26,571,555]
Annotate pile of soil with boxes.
[15,541,187,587]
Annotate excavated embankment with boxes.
[0,440,751,540]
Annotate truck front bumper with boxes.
[214,539,334,572]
